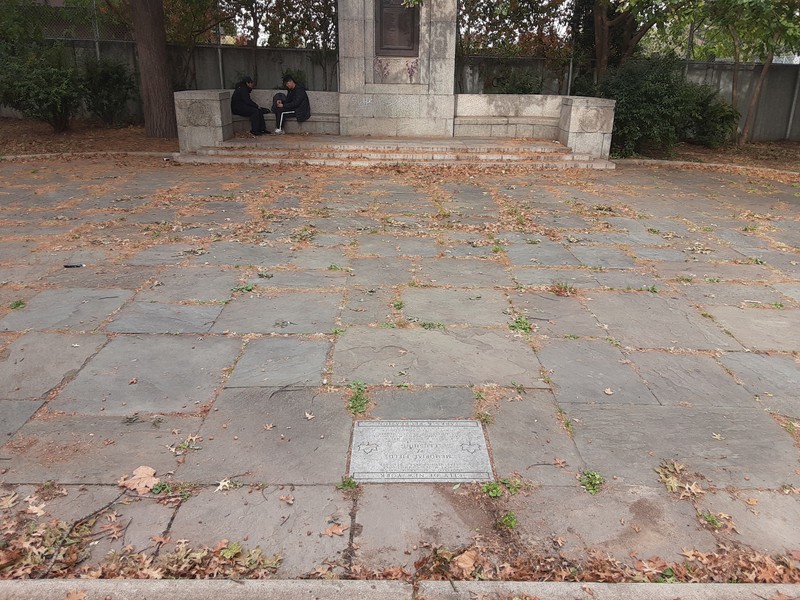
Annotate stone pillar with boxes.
[174,90,233,153]
[558,97,616,159]
[338,0,457,137]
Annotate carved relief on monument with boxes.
[375,0,419,57]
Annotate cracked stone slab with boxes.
[177,388,351,485]
[502,240,580,268]
[352,484,490,571]
[167,486,351,577]
[135,267,241,302]
[370,387,474,420]
[347,258,414,288]
[126,244,197,266]
[537,339,657,405]
[677,283,788,307]
[188,241,291,267]
[0,413,197,484]
[333,327,546,387]
[247,269,350,290]
[705,306,800,351]
[510,485,716,562]
[653,262,777,283]
[568,246,638,270]
[55,335,241,415]
[564,404,799,488]
[401,288,510,327]
[42,264,158,289]
[349,420,492,483]
[718,352,800,417]
[512,268,599,289]
[588,293,741,350]
[340,288,394,326]
[353,235,439,258]
[488,391,583,485]
[0,288,134,332]
[105,302,222,334]
[630,352,753,407]
[0,332,107,399]
[211,291,341,334]
[411,258,516,288]
[508,292,602,338]
[225,337,329,388]
[593,271,662,291]
[289,247,351,270]
[0,399,43,440]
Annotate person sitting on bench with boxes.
[273,74,311,134]
[231,76,270,136]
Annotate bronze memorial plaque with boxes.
[349,420,493,483]
[376,0,419,57]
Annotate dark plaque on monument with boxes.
[375,0,419,57]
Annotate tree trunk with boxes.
[130,0,178,138]
[727,24,741,108]
[739,49,774,146]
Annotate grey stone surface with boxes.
[0,288,133,332]
[401,288,510,326]
[0,413,197,484]
[211,291,342,334]
[511,485,716,562]
[334,327,545,387]
[412,258,515,288]
[225,337,330,388]
[488,392,583,485]
[55,335,240,415]
[105,302,222,333]
[341,287,395,325]
[512,268,599,288]
[718,352,800,417]
[353,484,490,570]
[167,486,350,577]
[126,244,197,266]
[568,246,637,269]
[678,283,788,306]
[135,267,240,302]
[593,272,662,291]
[631,351,754,407]
[0,332,106,399]
[247,269,350,289]
[354,235,439,258]
[349,420,492,482]
[508,292,602,337]
[371,387,474,419]
[348,258,413,287]
[538,339,657,404]
[178,388,351,485]
[503,240,580,267]
[0,399,43,440]
[190,241,291,267]
[565,404,799,488]
[289,247,351,270]
[706,306,800,351]
[588,293,741,350]
[42,264,158,289]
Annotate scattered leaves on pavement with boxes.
[117,466,159,495]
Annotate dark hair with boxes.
[241,76,253,84]
[282,74,295,84]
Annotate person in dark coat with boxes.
[273,74,311,134]
[231,76,270,136]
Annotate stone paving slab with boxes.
[0,332,107,399]
[126,244,197,266]
[347,258,413,287]
[225,337,330,388]
[352,484,490,570]
[0,399,43,439]
[247,269,350,289]
[55,335,241,415]
[563,404,799,488]
[0,288,134,332]
[538,339,657,405]
[568,246,638,270]
[411,258,515,288]
[507,292,601,338]
[370,387,474,419]
[211,291,341,334]
[105,301,222,334]
[705,306,800,351]
[188,241,291,267]
[630,351,754,407]
[177,388,351,485]
[510,484,716,561]
[41,264,158,289]
[503,240,581,267]
[512,268,599,288]
[289,247,351,270]
[353,235,440,258]
[401,288,511,326]
[340,287,394,325]
[488,392,583,486]
[0,413,196,484]
[135,266,241,302]
[167,486,350,577]
[677,283,788,306]
[333,327,546,387]
[718,351,800,417]
[587,292,741,350]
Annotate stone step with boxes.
[173,152,615,170]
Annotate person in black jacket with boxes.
[273,74,311,134]
[231,76,270,136]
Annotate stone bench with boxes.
[175,89,339,152]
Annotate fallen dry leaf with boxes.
[603,388,614,395]
[305,411,315,420]
[118,466,159,495]
[324,523,349,537]
[279,495,294,505]
[264,423,274,430]
[64,591,86,600]
[745,497,759,506]
[26,501,46,516]
[451,548,478,577]
[0,493,19,510]
[129,377,138,385]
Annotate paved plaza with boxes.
[0,156,798,594]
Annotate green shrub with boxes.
[82,57,137,125]
[492,67,543,94]
[680,84,739,148]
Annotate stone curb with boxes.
[616,157,800,177]
[0,151,174,161]
[1,580,798,599]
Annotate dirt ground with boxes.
[0,117,798,173]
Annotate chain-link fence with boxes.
[28,2,133,43]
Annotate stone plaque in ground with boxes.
[349,420,492,483]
